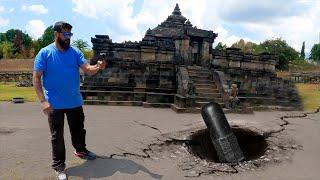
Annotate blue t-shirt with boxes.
[34,43,87,109]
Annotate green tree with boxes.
[300,41,305,59]
[5,29,16,42]
[0,33,6,42]
[83,49,94,59]
[214,42,227,50]
[72,39,94,59]
[310,43,320,63]
[39,25,54,48]
[0,29,33,58]
[256,38,299,70]
[13,30,24,55]
[0,41,14,59]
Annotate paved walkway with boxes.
[0,102,319,180]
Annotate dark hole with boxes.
[185,128,267,162]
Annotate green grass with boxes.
[0,82,37,102]
[0,82,319,111]
[296,83,320,111]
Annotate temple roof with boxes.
[155,3,187,29]
[145,3,217,41]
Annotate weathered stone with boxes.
[80,3,300,111]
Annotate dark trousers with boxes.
[48,106,87,171]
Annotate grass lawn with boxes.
[296,83,320,111]
[0,82,37,102]
[0,82,319,111]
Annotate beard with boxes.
[57,37,70,50]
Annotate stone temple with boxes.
[81,4,301,112]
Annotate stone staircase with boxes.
[188,66,224,108]
[172,66,226,113]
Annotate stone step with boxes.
[195,101,225,108]
[187,70,210,75]
[186,66,203,70]
[252,105,301,111]
[195,88,219,94]
[81,86,176,94]
[192,79,216,84]
[197,92,222,98]
[189,76,211,81]
[142,102,172,108]
[188,74,210,79]
[81,90,174,103]
[188,71,211,76]
[195,96,214,102]
[195,97,223,103]
[171,104,230,113]
[194,83,217,89]
[171,104,201,113]
[84,100,143,106]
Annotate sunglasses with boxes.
[59,32,73,38]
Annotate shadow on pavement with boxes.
[66,156,163,180]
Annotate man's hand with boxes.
[41,101,53,115]
[97,60,107,70]
[80,59,107,76]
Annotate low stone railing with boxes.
[211,48,276,73]
[288,72,320,84]
[0,71,33,82]
[176,66,195,97]
[211,70,230,106]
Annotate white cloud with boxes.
[0,6,14,13]
[217,0,309,23]
[213,26,257,47]
[0,6,5,13]
[0,17,9,26]
[233,0,320,54]
[71,0,143,42]
[21,4,48,14]
[70,0,319,54]
[25,20,46,39]
[0,6,10,27]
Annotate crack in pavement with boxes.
[103,137,197,160]
[279,107,320,128]
[184,164,239,177]
[133,120,162,134]
[0,127,19,135]
[102,108,320,178]
[264,107,320,137]
[183,109,320,178]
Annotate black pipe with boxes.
[201,102,245,163]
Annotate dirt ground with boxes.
[0,102,319,180]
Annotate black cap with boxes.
[53,21,72,32]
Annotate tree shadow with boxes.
[66,156,163,180]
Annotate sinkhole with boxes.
[185,128,268,162]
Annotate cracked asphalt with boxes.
[0,102,319,180]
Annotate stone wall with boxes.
[211,48,278,96]
[288,72,320,83]
[212,48,276,73]
[84,60,176,90]
[91,35,175,64]
[0,72,33,82]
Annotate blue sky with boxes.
[0,0,319,55]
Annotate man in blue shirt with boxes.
[33,21,106,180]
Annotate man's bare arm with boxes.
[80,60,106,76]
[33,71,52,115]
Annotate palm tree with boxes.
[72,39,89,51]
